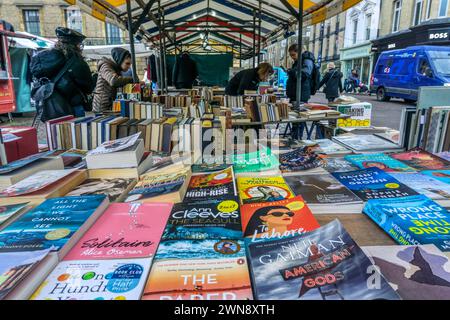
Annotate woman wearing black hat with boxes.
[92,47,141,113]
[30,27,94,118]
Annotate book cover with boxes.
[88,132,141,156]
[64,202,172,261]
[362,244,450,300]
[284,174,361,205]
[162,199,242,240]
[0,151,53,175]
[0,202,28,225]
[390,148,450,171]
[237,176,294,204]
[421,170,450,184]
[184,167,236,202]
[247,219,400,300]
[345,153,416,173]
[66,178,135,202]
[142,239,252,300]
[333,135,401,151]
[241,196,319,243]
[436,152,450,162]
[0,249,51,300]
[279,147,326,173]
[232,146,280,174]
[30,257,152,300]
[0,169,76,197]
[323,157,359,173]
[332,167,418,201]
[0,195,107,253]
[390,173,450,201]
[363,195,450,252]
[303,139,351,155]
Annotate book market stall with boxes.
[1,0,450,303]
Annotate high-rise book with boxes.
[332,167,418,202]
[237,176,294,204]
[362,244,450,300]
[344,153,416,173]
[247,219,400,300]
[241,196,319,243]
[64,202,172,261]
[184,166,237,202]
[363,195,450,252]
[284,173,363,214]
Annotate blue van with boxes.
[371,46,450,102]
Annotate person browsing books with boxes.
[225,63,274,96]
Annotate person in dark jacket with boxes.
[318,62,343,103]
[286,44,315,104]
[225,62,274,96]
[30,27,94,117]
[172,52,198,89]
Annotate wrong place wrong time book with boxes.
[246,219,400,300]
[363,195,450,252]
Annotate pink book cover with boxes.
[64,202,173,261]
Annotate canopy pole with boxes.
[257,0,262,64]
[252,10,256,68]
[126,0,138,82]
[239,33,242,68]
[162,9,168,92]
[295,0,304,108]
[158,0,165,93]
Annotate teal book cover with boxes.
[0,195,106,253]
[232,146,279,174]
[344,153,416,173]
[422,170,450,184]
[363,195,450,252]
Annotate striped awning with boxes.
[64,0,362,55]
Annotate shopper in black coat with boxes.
[30,27,94,116]
[286,44,315,103]
[172,52,198,89]
[225,62,274,96]
[318,62,343,103]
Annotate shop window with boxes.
[23,9,41,36]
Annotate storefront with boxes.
[339,41,374,89]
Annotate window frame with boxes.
[352,18,358,44]
[392,0,402,33]
[105,22,122,45]
[412,0,424,26]
[22,9,41,36]
[365,14,372,40]
[438,0,449,17]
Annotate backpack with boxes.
[310,62,321,95]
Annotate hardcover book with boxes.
[142,239,252,300]
[30,257,152,300]
[237,176,294,204]
[362,245,450,300]
[64,202,172,260]
[391,148,450,171]
[332,167,418,202]
[162,199,242,240]
[87,132,141,156]
[0,195,108,257]
[65,178,136,202]
[247,219,400,300]
[184,167,237,202]
[344,153,416,173]
[363,195,450,252]
[240,196,320,243]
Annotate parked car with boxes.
[371,46,450,102]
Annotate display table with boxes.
[316,214,396,246]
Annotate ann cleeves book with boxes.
[64,202,172,261]
[0,196,108,258]
[363,195,450,252]
[332,167,418,201]
[344,153,416,173]
[247,219,400,300]
[162,198,242,240]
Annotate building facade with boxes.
[340,0,381,88]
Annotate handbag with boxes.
[32,56,76,122]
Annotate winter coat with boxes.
[92,57,133,113]
[30,48,94,108]
[319,69,343,99]
[172,54,198,89]
[286,51,315,103]
[225,68,259,96]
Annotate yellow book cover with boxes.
[237,176,294,204]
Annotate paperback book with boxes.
[31,257,152,300]
[332,134,403,152]
[278,147,326,173]
[237,176,294,204]
[421,170,450,184]
[64,202,172,260]
[232,146,280,174]
[66,178,136,202]
[142,239,252,300]
[240,196,319,243]
[390,148,450,171]
[247,219,400,300]
[363,195,450,252]
[184,167,237,202]
[87,132,141,156]
[344,153,416,173]
[0,202,28,226]
[323,157,359,173]
[332,167,418,201]
[0,151,53,175]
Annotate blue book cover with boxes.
[247,219,400,300]
[0,195,106,253]
[0,151,53,175]
[344,153,416,173]
[332,167,418,201]
[364,195,450,252]
[120,100,129,118]
[422,170,450,184]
